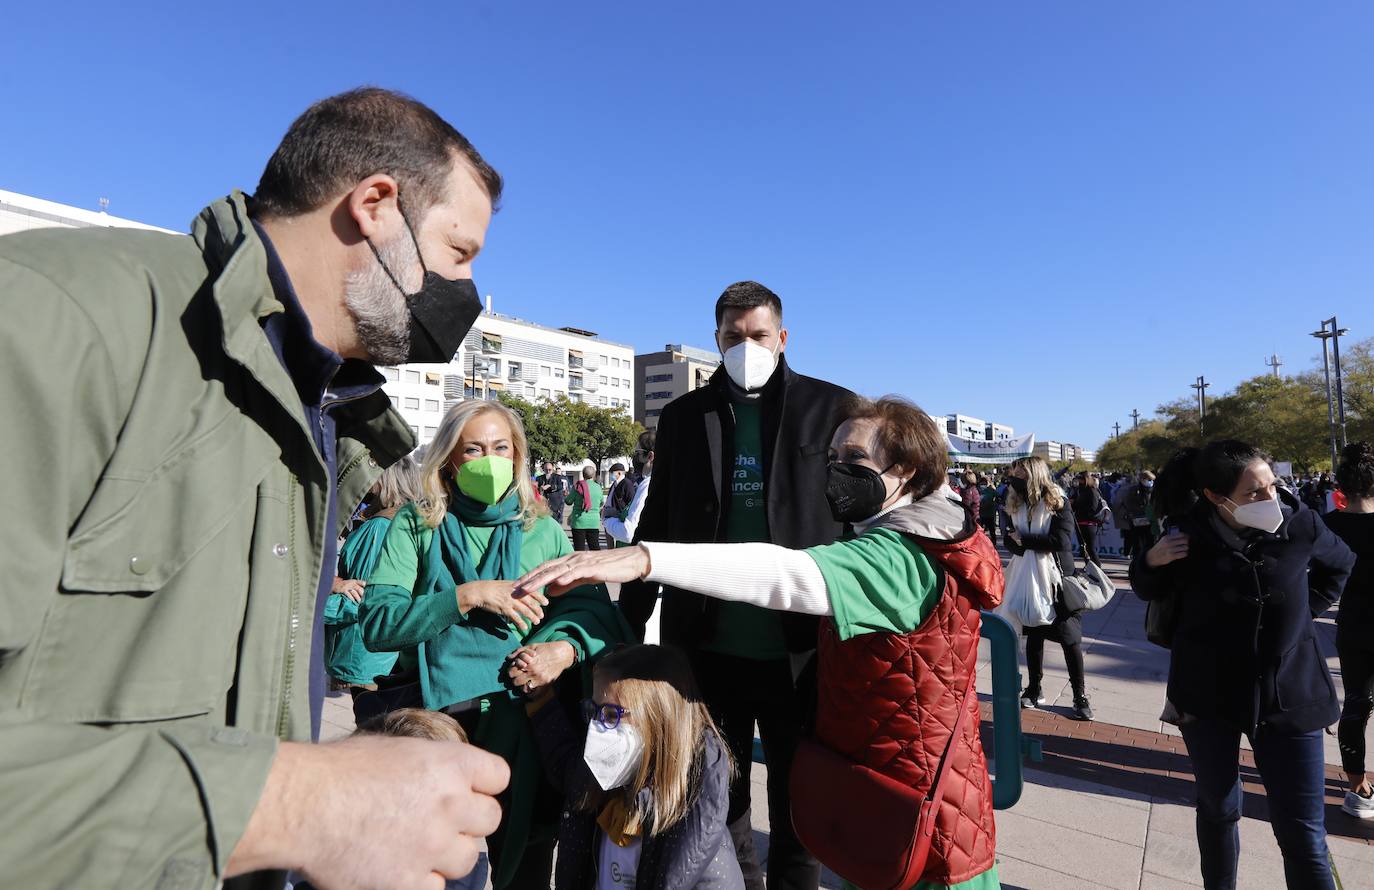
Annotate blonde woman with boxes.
[525,644,743,890]
[358,399,632,890]
[1002,456,1092,720]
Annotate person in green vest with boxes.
[567,464,605,550]
[359,400,631,890]
[323,455,421,714]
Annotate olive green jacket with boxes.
[0,192,415,889]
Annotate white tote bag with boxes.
[995,501,1057,632]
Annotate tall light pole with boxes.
[1112,422,1122,438]
[1265,354,1283,378]
[1312,319,1349,468]
[1191,376,1210,437]
[1130,409,1141,430]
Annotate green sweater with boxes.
[323,516,401,685]
[565,479,604,530]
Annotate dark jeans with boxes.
[1122,525,1152,558]
[1078,523,1101,565]
[980,516,998,545]
[1180,718,1334,890]
[1337,624,1374,777]
[571,528,601,551]
[694,652,819,890]
[1025,636,1085,697]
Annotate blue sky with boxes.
[5,1,1372,450]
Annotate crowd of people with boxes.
[2,84,1372,890]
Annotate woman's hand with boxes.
[1007,530,1022,546]
[506,642,577,696]
[1145,531,1189,568]
[514,545,653,598]
[457,580,548,633]
[332,577,366,603]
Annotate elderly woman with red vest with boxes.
[517,396,1005,890]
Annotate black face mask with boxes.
[825,462,894,524]
[1008,476,1028,497]
[368,200,482,365]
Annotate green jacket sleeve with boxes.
[323,592,359,625]
[0,260,278,888]
[358,506,465,651]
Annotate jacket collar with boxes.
[190,192,414,466]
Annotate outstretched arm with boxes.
[515,542,832,616]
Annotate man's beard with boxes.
[345,235,414,366]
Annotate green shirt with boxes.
[809,529,1000,890]
[566,480,604,530]
[704,400,789,660]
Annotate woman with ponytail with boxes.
[1324,442,1374,819]
[1130,440,1355,889]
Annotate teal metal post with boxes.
[980,609,1037,809]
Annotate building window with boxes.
[646,373,673,384]
[599,375,607,385]
[646,391,674,401]
[481,333,502,353]
[424,399,440,412]
[425,372,441,386]
[405,370,421,384]
[508,361,522,380]
[541,365,551,377]
[540,388,552,399]
[569,393,582,403]
[404,397,420,410]
[646,409,661,418]
[389,395,399,407]
[383,367,400,381]
[570,374,584,390]
[423,426,438,438]
[554,367,565,379]
[599,397,608,406]
[486,359,500,376]
[599,355,608,366]
[568,349,584,368]
[525,385,537,397]
[409,425,420,438]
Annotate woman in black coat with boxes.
[1003,456,1092,720]
[1130,440,1354,890]
[1070,472,1109,566]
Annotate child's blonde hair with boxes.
[355,707,468,743]
[588,645,734,835]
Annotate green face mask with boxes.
[455,455,516,505]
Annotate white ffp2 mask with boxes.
[1225,496,1284,534]
[722,341,778,391]
[583,720,645,790]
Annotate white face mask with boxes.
[1224,496,1284,534]
[583,719,645,791]
[722,341,778,391]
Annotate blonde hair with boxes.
[354,707,467,743]
[1006,455,1065,513]
[377,454,422,509]
[587,645,733,836]
[417,401,547,530]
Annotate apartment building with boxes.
[633,344,721,429]
[0,188,178,235]
[381,305,636,447]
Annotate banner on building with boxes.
[946,431,1035,465]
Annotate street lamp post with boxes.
[1191,376,1210,438]
[1130,409,1141,430]
[1113,422,1121,438]
[1311,318,1349,469]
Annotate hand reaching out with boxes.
[514,545,652,598]
[457,580,548,633]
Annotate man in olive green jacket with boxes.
[0,89,511,890]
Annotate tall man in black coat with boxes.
[619,281,853,890]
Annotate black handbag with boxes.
[1144,592,1179,648]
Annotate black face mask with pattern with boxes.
[825,462,894,524]
[368,199,482,364]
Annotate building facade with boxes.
[945,414,1015,443]
[634,344,721,429]
[1,188,178,236]
[381,303,636,448]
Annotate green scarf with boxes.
[417,490,525,710]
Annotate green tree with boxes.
[566,399,642,472]
[1095,420,1180,473]
[1204,375,1329,473]
[497,393,580,473]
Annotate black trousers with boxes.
[693,652,820,890]
[571,528,601,551]
[1122,525,1152,558]
[1338,623,1374,777]
[1079,523,1101,565]
[980,516,998,545]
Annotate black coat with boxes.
[530,702,743,890]
[618,355,854,653]
[1129,489,1355,734]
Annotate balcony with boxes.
[568,377,599,394]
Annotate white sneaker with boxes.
[1342,789,1374,819]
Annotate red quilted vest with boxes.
[814,504,1006,886]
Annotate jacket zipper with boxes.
[278,472,302,738]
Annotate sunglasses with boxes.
[582,698,632,730]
